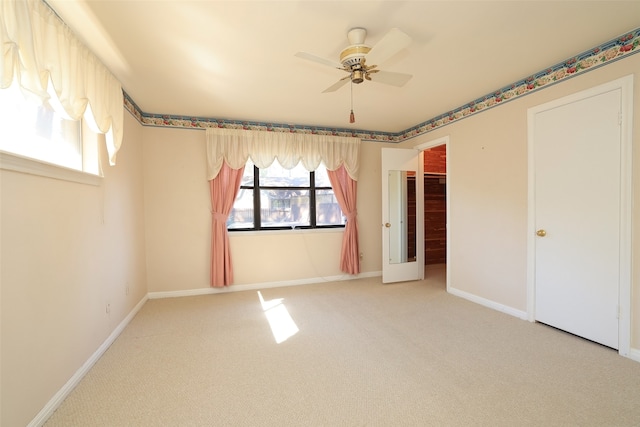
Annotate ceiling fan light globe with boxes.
[352,70,365,84]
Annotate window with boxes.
[0,82,99,176]
[228,159,345,230]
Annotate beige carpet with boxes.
[45,265,640,426]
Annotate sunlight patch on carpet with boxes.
[258,291,299,344]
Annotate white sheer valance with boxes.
[206,128,361,181]
[1,0,124,165]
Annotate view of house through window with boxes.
[228,159,346,230]
[0,83,98,174]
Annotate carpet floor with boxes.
[45,265,640,426]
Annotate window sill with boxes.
[0,151,102,186]
[228,227,345,237]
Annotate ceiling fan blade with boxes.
[295,51,343,69]
[322,76,350,93]
[368,70,412,87]
[365,28,412,66]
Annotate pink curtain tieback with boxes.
[346,210,357,221]
[211,212,227,222]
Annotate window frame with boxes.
[0,82,102,184]
[0,150,102,186]
[228,164,346,232]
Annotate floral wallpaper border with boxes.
[124,27,639,142]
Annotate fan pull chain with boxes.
[349,80,355,123]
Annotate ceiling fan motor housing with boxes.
[340,45,371,66]
[340,45,370,84]
[339,27,371,83]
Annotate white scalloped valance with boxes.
[1,0,124,165]
[206,128,361,181]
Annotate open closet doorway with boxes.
[414,137,450,284]
[423,145,447,265]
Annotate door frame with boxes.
[526,75,633,357]
[414,135,451,291]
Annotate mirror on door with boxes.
[388,170,417,264]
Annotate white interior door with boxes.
[532,87,622,349]
[382,148,423,283]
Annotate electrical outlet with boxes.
[106,303,111,314]
[360,252,364,260]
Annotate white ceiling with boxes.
[47,1,640,134]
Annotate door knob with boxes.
[536,229,547,237]
[385,223,391,228]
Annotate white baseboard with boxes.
[30,271,382,425]
[448,286,528,320]
[626,348,640,363]
[26,273,638,427]
[148,270,383,299]
[28,295,148,427]
[448,287,640,365]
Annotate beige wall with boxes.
[397,53,640,348]
[0,112,147,426]
[142,128,388,292]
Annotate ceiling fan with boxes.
[295,27,413,93]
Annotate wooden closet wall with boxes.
[424,146,446,265]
